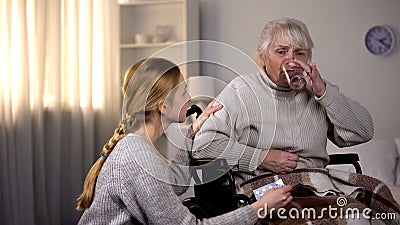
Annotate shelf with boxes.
[120,41,180,49]
[119,0,199,81]
[119,0,183,6]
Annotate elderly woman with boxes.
[192,18,400,224]
[192,17,374,178]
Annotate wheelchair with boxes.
[182,105,362,219]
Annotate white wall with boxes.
[199,0,400,139]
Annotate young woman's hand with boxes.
[192,99,222,134]
[251,185,293,215]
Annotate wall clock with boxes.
[365,25,396,56]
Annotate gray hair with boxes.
[255,18,314,66]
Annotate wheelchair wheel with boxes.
[182,197,218,219]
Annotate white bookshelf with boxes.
[119,0,199,80]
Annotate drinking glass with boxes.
[282,65,307,91]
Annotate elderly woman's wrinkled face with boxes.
[263,34,310,88]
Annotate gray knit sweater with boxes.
[78,133,258,225]
[192,73,374,180]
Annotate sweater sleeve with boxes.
[191,82,262,172]
[317,81,374,147]
[122,152,258,225]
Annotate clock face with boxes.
[365,25,395,56]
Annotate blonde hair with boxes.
[121,58,181,133]
[76,58,181,211]
[255,18,314,67]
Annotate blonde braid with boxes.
[77,59,147,211]
[101,121,126,158]
[122,113,139,134]
[76,121,126,211]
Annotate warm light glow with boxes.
[10,1,22,109]
[2,0,106,111]
[27,0,35,110]
[67,0,76,108]
[92,0,104,109]
[0,0,9,107]
[79,0,91,108]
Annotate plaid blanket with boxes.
[240,168,400,225]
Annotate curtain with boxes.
[0,0,120,224]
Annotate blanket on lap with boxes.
[240,168,400,225]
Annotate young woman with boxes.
[76,57,293,225]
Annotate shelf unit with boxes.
[119,0,199,80]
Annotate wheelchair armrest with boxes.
[328,153,362,174]
[189,158,231,185]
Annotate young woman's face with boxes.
[163,75,191,123]
[263,34,310,87]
